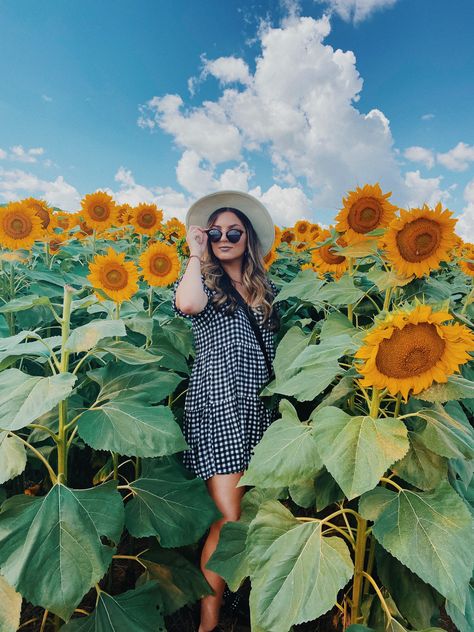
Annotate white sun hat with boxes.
[185,190,275,256]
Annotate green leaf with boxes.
[61,581,166,631]
[314,467,345,511]
[271,357,343,401]
[124,313,154,339]
[274,269,325,303]
[0,432,26,484]
[0,369,77,431]
[65,319,127,353]
[336,239,379,258]
[205,521,249,591]
[0,481,124,620]
[124,460,221,546]
[238,399,322,487]
[153,318,194,359]
[0,574,22,632]
[289,477,317,508]
[87,363,182,405]
[364,482,474,611]
[391,431,448,490]
[0,335,62,367]
[446,581,474,632]
[95,340,162,365]
[314,372,356,412]
[262,325,311,396]
[366,269,414,292]
[375,544,443,630]
[359,487,395,521]
[311,407,409,499]
[317,275,365,306]
[0,294,53,314]
[416,406,474,460]
[417,375,474,403]
[137,545,214,615]
[247,500,353,631]
[320,311,358,340]
[77,396,187,457]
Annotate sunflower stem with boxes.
[461,284,474,315]
[7,261,16,335]
[382,286,392,311]
[350,515,368,625]
[57,285,74,485]
[393,392,402,418]
[148,286,154,318]
[369,387,380,418]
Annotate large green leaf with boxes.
[77,395,187,457]
[311,407,409,499]
[246,500,353,631]
[446,581,474,632]
[0,294,53,314]
[205,521,249,591]
[65,319,126,353]
[314,467,345,511]
[274,269,324,303]
[320,311,358,340]
[137,545,213,615]
[416,406,474,460]
[0,335,62,368]
[0,574,22,632]
[95,340,162,365]
[391,431,448,491]
[0,432,26,484]
[418,375,474,403]
[271,358,343,401]
[288,333,358,371]
[87,363,183,405]
[316,275,365,306]
[0,481,124,620]
[361,482,474,611]
[262,325,312,396]
[0,369,77,431]
[238,399,322,488]
[124,460,221,547]
[61,581,165,631]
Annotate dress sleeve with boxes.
[172,273,214,320]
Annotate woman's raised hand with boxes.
[187,225,208,258]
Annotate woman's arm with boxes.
[175,224,210,315]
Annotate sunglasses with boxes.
[205,228,245,243]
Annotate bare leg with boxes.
[198,472,246,632]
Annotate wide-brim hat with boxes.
[185,190,275,256]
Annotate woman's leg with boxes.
[198,472,246,632]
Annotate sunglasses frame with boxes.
[204,228,245,243]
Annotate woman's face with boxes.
[209,210,248,262]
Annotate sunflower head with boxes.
[22,197,56,233]
[0,201,43,250]
[310,229,348,279]
[132,203,163,236]
[116,204,133,225]
[163,217,186,241]
[293,220,311,240]
[355,304,474,400]
[273,225,282,249]
[383,203,457,278]
[80,191,118,231]
[280,228,295,244]
[139,241,180,287]
[459,245,474,278]
[87,247,139,303]
[263,247,279,270]
[336,183,398,244]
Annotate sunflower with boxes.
[383,203,457,278]
[355,304,474,401]
[0,201,43,250]
[459,245,474,278]
[290,241,310,253]
[139,242,180,287]
[336,183,398,244]
[54,210,73,231]
[132,203,163,236]
[310,229,348,279]
[163,217,186,241]
[273,225,282,249]
[80,191,118,231]
[300,262,316,272]
[308,223,321,239]
[293,220,311,240]
[88,247,139,303]
[263,247,279,270]
[48,233,68,253]
[22,197,56,233]
[280,228,295,244]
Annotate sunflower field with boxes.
[0,186,473,632]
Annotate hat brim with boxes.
[185,190,275,257]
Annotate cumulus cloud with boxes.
[316,0,398,23]
[437,142,474,172]
[421,113,435,121]
[404,146,435,169]
[41,94,53,102]
[403,170,451,209]
[0,167,81,210]
[456,178,474,242]
[0,145,46,164]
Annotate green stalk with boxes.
[382,286,392,312]
[148,286,154,318]
[461,284,474,315]
[351,516,368,625]
[8,262,15,335]
[347,257,354,324]
[57,285,73,485]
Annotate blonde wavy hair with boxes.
[200,207,279,331]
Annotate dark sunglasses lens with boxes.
[227,230,243,243]
[207,229,222,242]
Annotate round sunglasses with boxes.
[204,228,245,243]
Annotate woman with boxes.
[172,190,280,632]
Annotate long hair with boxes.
[200,207,279,331]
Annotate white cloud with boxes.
[201,55,251,86]
[403,170,450,208]
[316,0,398,23]
[249,183,312,226]
[0,148,6,160]
[456,179,474,242]
[421,113,435,121]
[404,146,435,169]
[41,94,53,102]
[437,142,474,172]
[5,145,46,164]
[0,167,81,210]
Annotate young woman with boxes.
[172,191,280,632]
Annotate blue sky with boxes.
[0,0,473,238]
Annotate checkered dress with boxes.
[172,273,280,480]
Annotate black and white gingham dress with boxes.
[172,273,280,480]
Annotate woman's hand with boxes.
[187,225,208,258]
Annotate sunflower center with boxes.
[6,214,32,238]
[375,322,445,378]
[319,244,345,265]
[32,206,50,229]
[348,198,382,234]
[396,217,442,262]
[150,254,172,276]
[92,205,108,220]
[138,211,156,228]
[102,264,128,290]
